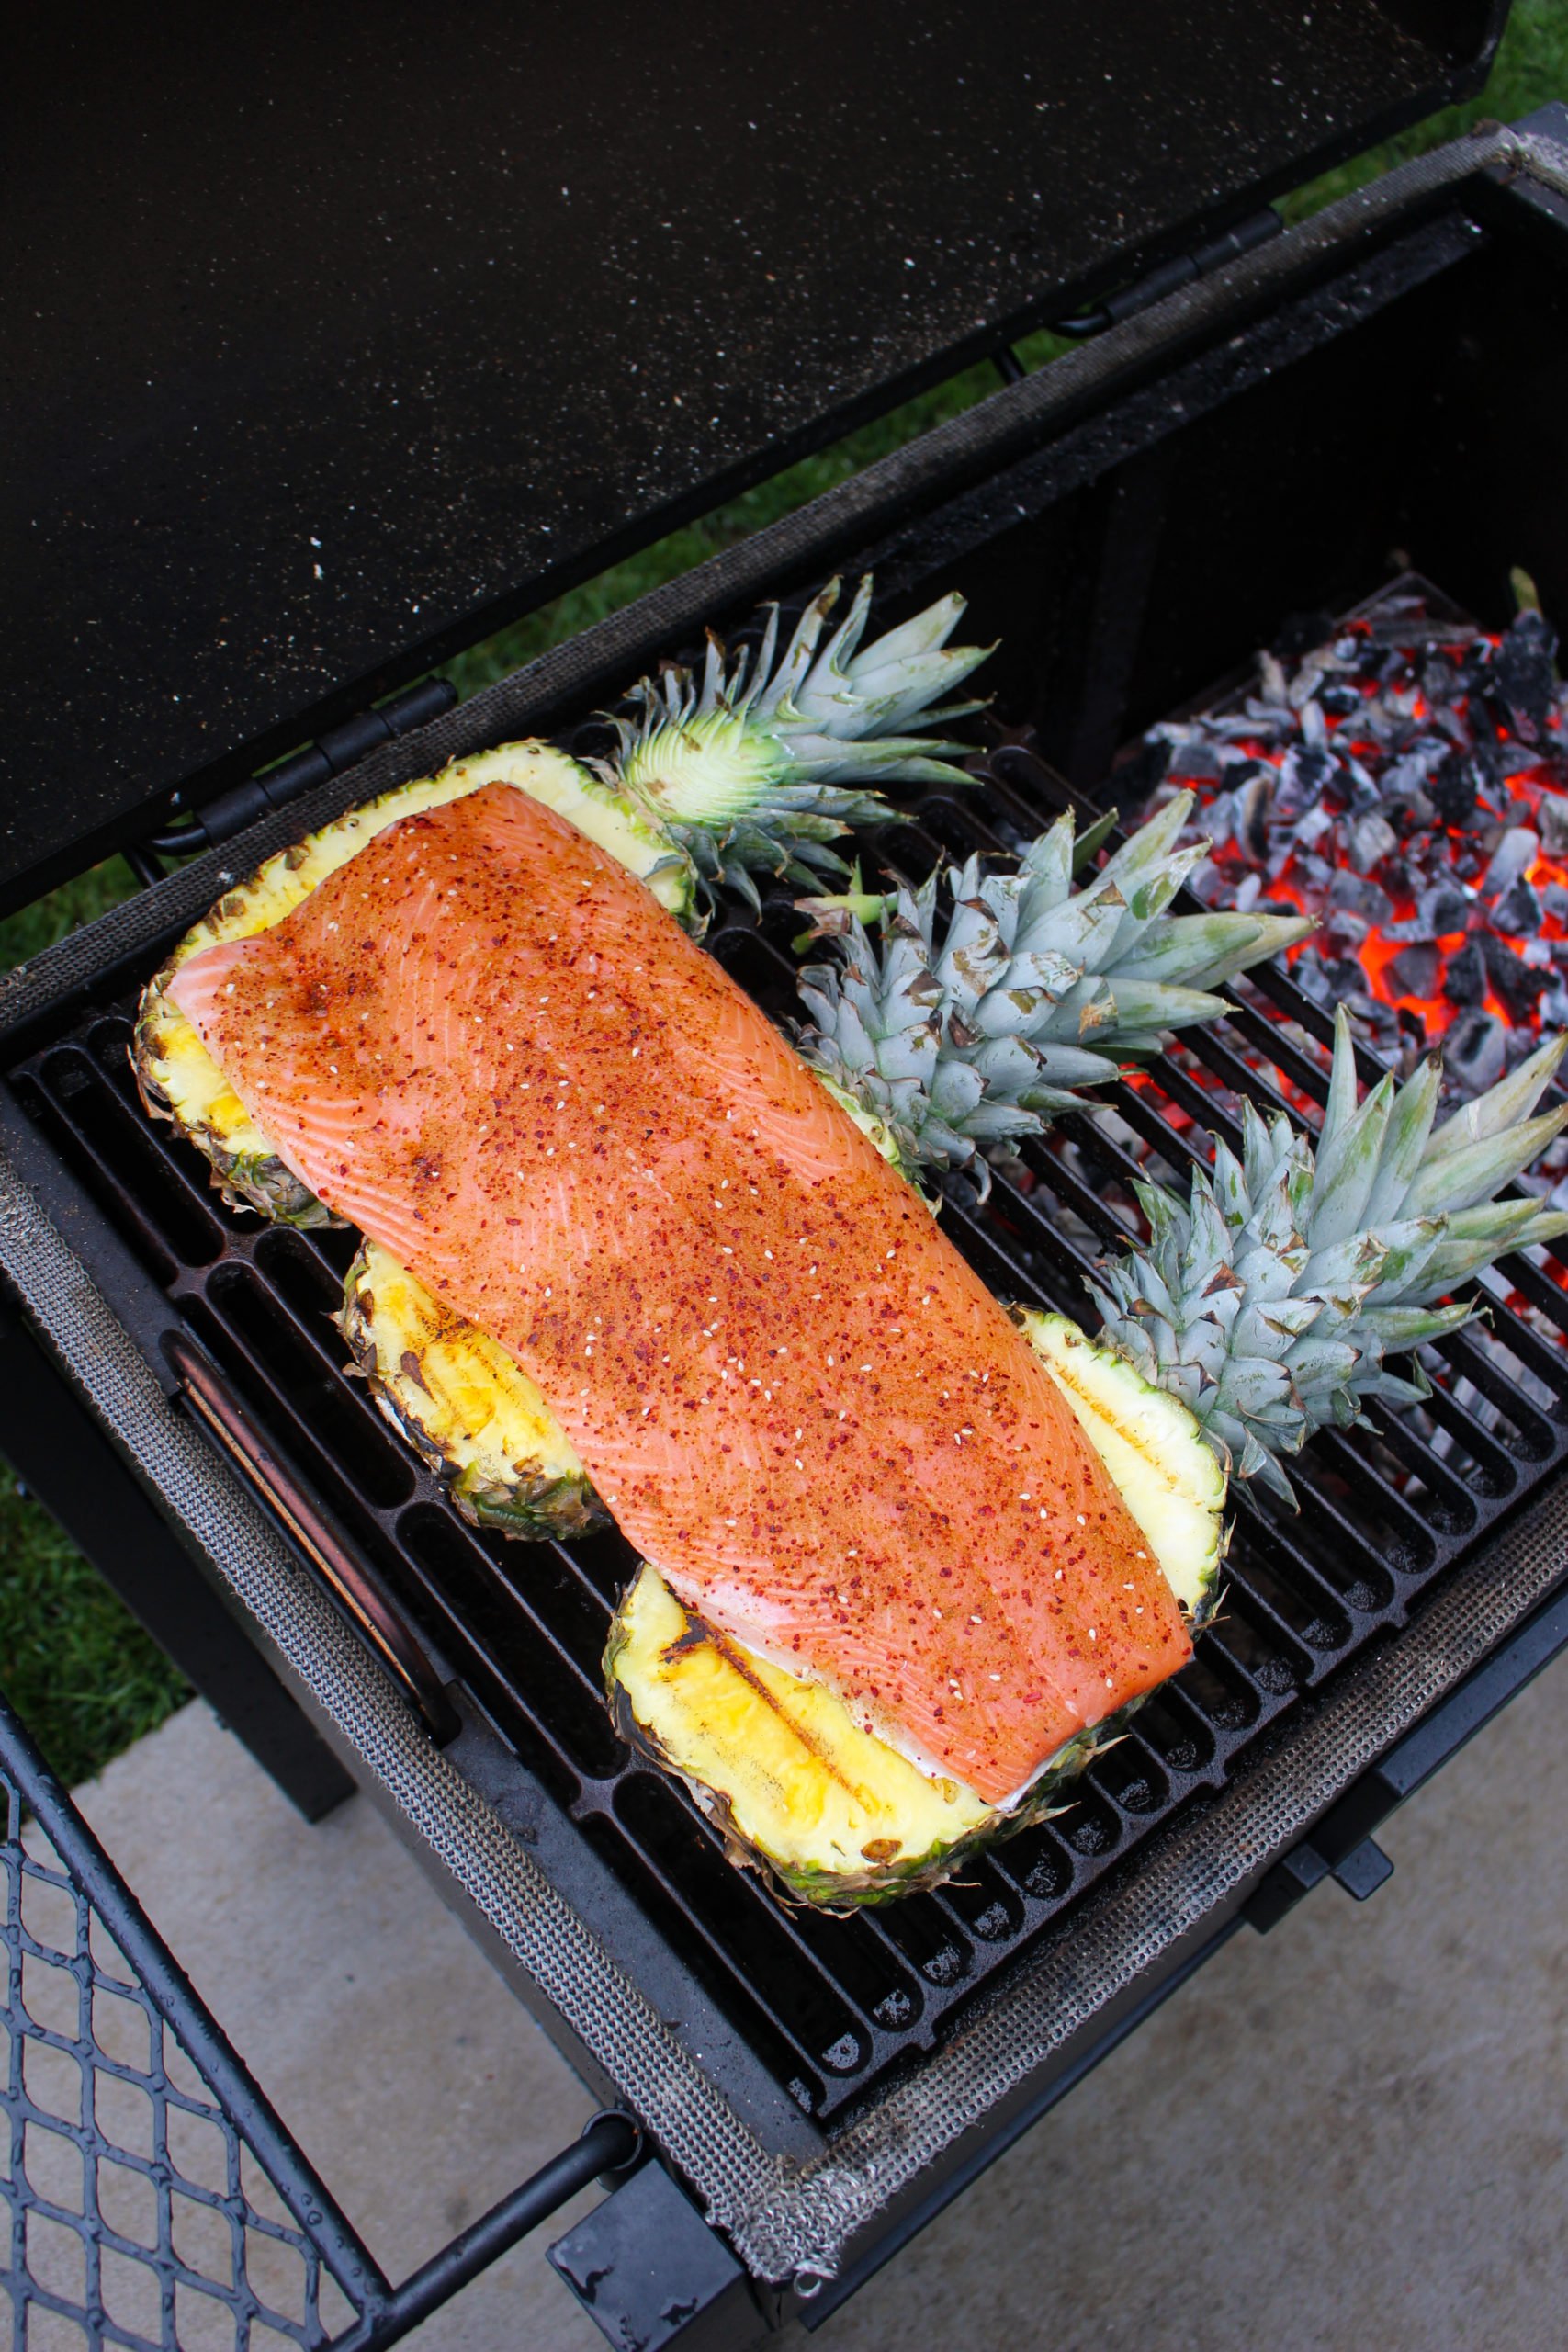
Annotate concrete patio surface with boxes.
[61,1652,1567,2351]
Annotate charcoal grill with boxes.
[6,9,1568,2341]
[11,729,1568,2124]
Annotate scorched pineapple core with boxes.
[166,782,1189,1804]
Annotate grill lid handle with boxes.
[164,1329,461,1747]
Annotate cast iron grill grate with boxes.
[9,740,1568,2127]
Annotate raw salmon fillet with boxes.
[170,785,1190,1802]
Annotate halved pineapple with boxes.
[132,743,692,1222]
[607,1565,1109,1907]
[607,1311,1225,1905]
[341,1238,605,1541]
[329,1199,1218,1901]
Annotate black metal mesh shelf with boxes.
[0,1688,635,2352]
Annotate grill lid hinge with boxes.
[146,674,457,860]
[1054,204,1283,338]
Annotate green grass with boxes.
[0,1463,188,1787]
[0,856,144,979]
[4,5,1563,1786]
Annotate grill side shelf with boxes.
[2,1674,648,2352]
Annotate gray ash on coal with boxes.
[1137,588,1568,1092]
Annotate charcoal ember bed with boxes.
[11,728,1568,2131]
[1137,578,1568,1105]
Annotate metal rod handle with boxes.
[165,1330,460,1746]
[330,2112,643,2352]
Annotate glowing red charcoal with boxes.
[1139,591,1568,1095]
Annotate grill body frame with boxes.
[5,123,1568,2312]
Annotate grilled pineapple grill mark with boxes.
[608,1318,1224,1905]
[612,1571,1116,1908]
[340,1239,605,1540]
[609,1565,1007,1906]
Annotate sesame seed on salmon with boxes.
[168,783,1190,1804]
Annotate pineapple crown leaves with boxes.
[792,791,1312,1193]
[598,574,993,907]
[1092,1006,1568,1501]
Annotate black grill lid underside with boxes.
[2,0,1506,912]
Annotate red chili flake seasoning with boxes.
[168,785,1189,1803]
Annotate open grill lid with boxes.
[1,0,1506,914]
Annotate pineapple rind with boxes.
[604,1313,1225,1908]
[606,1564,1117,1909]
[1019,1309,1225,1623]
[340,1238,606,1542]
[132,742,692,1221]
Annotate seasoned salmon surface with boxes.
[170,785,1189,1802]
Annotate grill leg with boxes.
[0,1296,355,1818]
[548,2161,763,2349]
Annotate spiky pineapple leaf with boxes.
[795,792,1313,1193]
[598,575,992,899]
[1092,1007,1568,1501]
